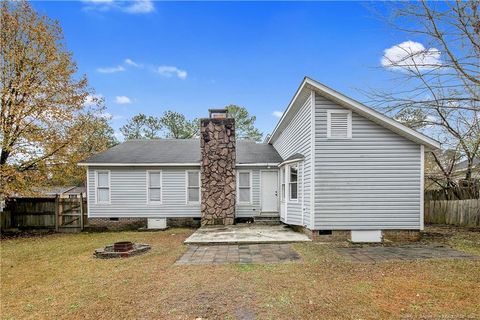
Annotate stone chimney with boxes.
[200,109,236,226]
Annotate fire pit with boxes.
[94,241,151,259]
[113,241,134,252]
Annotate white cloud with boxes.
[115,96,132,104]
[124,58,141,67]
[111,114,124,120]
[272,111,284,118]
[381,41,442,71]
[96,65,125,73]
[84,94,103,106]
[98,111,112,120]
[82,0,113,3]
[95,112,123,121]
[123,0,154,14]
[82,0,154,14]
[156,66,188,80]
[81,0,115,12]
[114,131,123,140]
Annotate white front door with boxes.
[261,171,279,213]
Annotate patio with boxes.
[335,244,479,263]
[175,243,302,265]
[183,224,311,245]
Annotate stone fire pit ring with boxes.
[94,241,151,259]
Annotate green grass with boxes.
[1,226,479,319]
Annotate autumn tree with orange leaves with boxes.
[1,0,116,197]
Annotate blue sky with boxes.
[32,1,432,140]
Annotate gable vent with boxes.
[327,110,352,139]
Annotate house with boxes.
[453,158,479,179]
[14,186,86,199]
[79,77,440,241]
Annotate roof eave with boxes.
[267,77,309,144]
[78,162,201,167]
[268,77,441,150]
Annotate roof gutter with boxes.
[236,163,280,167]
[278,157,304,167]
[78,162,201,167]
[78,162,282,167]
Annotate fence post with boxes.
[55,196,59,232]
[79,194,84,231]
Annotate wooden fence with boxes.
[425,187,479,201]
[1,197,87,232]
[425,199,480,227]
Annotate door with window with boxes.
[260,171,279,213]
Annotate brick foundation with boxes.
[167,218,201,228]
[291,225,421,242]
[290,226,351,242]
[86,218,147,231]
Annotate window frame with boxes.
[185,170,201,205]
[95,170,111,204]
[288,164,299,203]
[327,109,352,139]
[146,170,162,204]
[280,166,286,203]
[237,170,252,204]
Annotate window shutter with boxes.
[328,111,351,138]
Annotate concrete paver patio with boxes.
[175,243,301,265]
[184,224,311,244]
[335,244,479,263]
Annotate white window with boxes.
[147,171,162,203]
[280,166,286,202]
[238,171,251,203]
[186,171,200,203]
[289,165,298,201]
[327,110,352,139]
[96,171,110,203]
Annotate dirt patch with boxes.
[0,229,56,240]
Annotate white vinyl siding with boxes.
[96,171,110,204]
[314,93,422,230]
[147,171,162,204]
[186,171,200,204]
[87,166,270,218]
[88,166,200,218]
[327,110,352,139]
[272,91,312,227]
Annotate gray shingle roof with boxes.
[283,153,305,163]
[80,139,283,165]
[454,158,480,171]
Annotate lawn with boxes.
[1,226,479,319]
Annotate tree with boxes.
[367,1,480,193]
[48,107,118,186]
[0,0,105,196]
[160,110,198,139]
[225,105,263,141]
[120,113,162,140]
